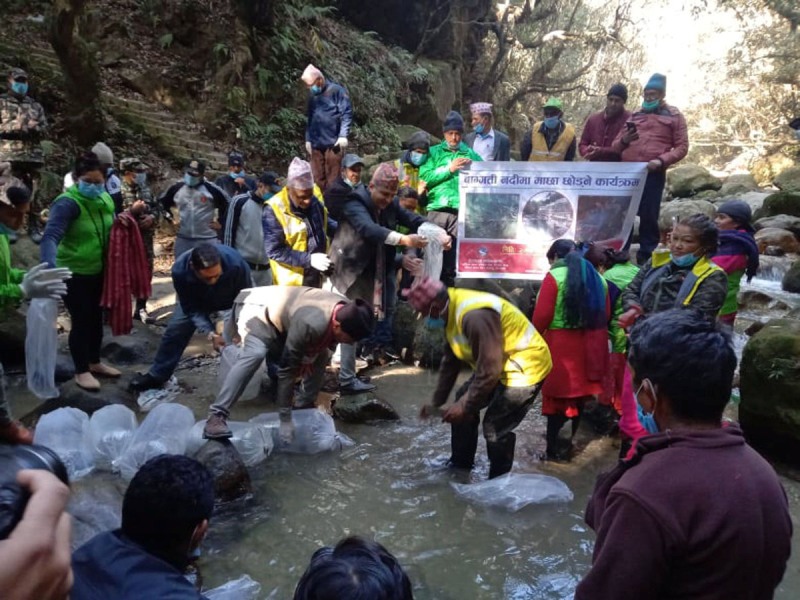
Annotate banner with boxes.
[457,161,648,280]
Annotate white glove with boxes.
[335,137,348,150]
[305,142,312,155]
[279,419,295,445]
[19,263,72,300]
[310,253,331,272]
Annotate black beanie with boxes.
[607,83,628,102]
[407,130,431,151]
[336,299,374,340]
[717,200,753,230]
[442,110,464,133]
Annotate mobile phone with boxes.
[626,121,637,132]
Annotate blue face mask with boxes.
[635,381,660,433]
[425,317,445,330]
[78,180,105,199]
[229,170,243,179]
[409,151,427,167]
[310,84,322,95]
[474,123,485,135]
[642,99,660,112]
[672,252,700,268]
[11,82,27,96]
[261,191,275,201]
[543,116,560,129]
[184,174,201,187]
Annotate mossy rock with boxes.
[782,261,800,294]
[774,165,800,192]
[413,323,446,368]
[754,191,800,220]
[739,319,800,466]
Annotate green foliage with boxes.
[238,108,308,162]
[213,42,231,64]
[158,33,174,50]
[138,0,163,29]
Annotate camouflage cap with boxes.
[9,68,28,80]
[185,159,206,176]
[120,158,149,172]
[0,162,30,207]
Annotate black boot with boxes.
[448,413,480,470]
[545,414,569,461]
[487,432,516,479]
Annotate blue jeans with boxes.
[148,303,212,382]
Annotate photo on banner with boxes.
[457,162,648,280]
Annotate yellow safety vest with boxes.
[266,186,328,286]
[644,251,724,306]
[445,288,552,388]
[529,122,576,162]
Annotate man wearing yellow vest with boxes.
[520,97,576,162]
[263,157,336,289]
[406,277,552,479]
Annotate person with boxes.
[0,469,73,600]
[533,240,610,460]
[41,151,119,391]
[324,153,365,221]
[520,97,576,162]
[578,83,630,162]
[330,163,432,394]
[0,166,69,442]
[159,159,230,258]
[419,111,481,286]
[0,67,48,241]
[293,536,413,600]
[214,150,256,198]
[574,309,792,599]
[301,64,353,191]
[224,171,282,287]
[711,199,759,329]
[464,102,511,161]
[129,244,251,392]
[394,131,431,206]
[408,278,551,478]
[611,73,689,264]
[204,286,374,439]
[119,157,158,322]
[265,157,336,288]
[91,142,123,214]
[71,455,214,599]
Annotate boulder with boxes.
[194,439,252,503]
[726,191,771,215]
[774,166,800,192]
[757,254,795,280]
[0,313,26,366]
[100,324,159,365]
[392,301,419,362]
[413,324,446,368]
[333,395,400,423]
[692,189,720,201]
[751,153,796,186]
[737,289,791,313]
[657,199,716,231]
[754,228,800,255]
[782,260,800,293]
[754,214,800,237]
[667,164,723,198]
[718,173,759,197]
[7,234,41,272]
[740,319,800,466]
[54,353,75,383]
[754,191,800,220]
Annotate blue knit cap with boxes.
[442,110,464,133]
[644,73,666,92]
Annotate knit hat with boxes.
[717,200,753,230]
[542,97,563,111]
[370,162,399,189]
[91,142,114,166]
[406,131,431,152]
[470,102,493,115]
[607,83,628,102]
[286,157,314,189]
[301,64,323,86]
[336,299,374,340]
[442,110,465,133]
[404,277,447,313]
[644,73,667,92]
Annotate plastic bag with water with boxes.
[416,222,449,283]
[249,408,353,454]
[88,404,138,472]
[451,473,574,512]
[217,345,265,402]
[33,407,94,479]
[204,574,262,600]
[115,403,195,480]
[185,420,275,467]
[25,298,59,399]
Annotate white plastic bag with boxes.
[115,403,195,480]
[204,575,262,600]
[33,407,94,479]
[415,222,449,283]
[25,298,59,399]
[249,408,350,454]
[217,345,265,402]
[186,420,274,467]
[88,404,138,472]
[451,473,574,512]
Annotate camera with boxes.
[0,443,69,539]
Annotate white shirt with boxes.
[473,129,495,161]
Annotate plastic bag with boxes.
[415,222,449,283]
[115,403,195,480]
[185,420,274,467]
[88,404,138,472]
[217,345,265,403]
[25,298,59,399]
[33,407,94,479]
[204,575,262,600]
[249,408,351,454]
[136,376,181,412]
[451,473,574,512]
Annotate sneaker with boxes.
[129,372,165,392]
[203,413,232,439]
[74,372,101,391]
[138,309,155,325]
[339,379,376,395]
[0,421,33,444]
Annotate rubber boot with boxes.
[448,413,480,470]
[487,432,516,479]
[545,414,568,459]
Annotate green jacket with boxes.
[0,229,25,314]
[418,141,481,212]
[56,186,114,275]
[603,262,639,353]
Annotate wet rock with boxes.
[774,165,800,192]
[54,353,75,382]
[754,214,800,237]
[718,173,759,197]
[392,301,419,362]
[194,439,252,503]
[740,319,800,466]
[69,473,125,549]
[100,323,159,365]
[333,394,400,422]
[744,321,766,337]
[667,164,722,198]
[757,254,795,280]
[754,228,800,255]
[754,191,800,220]
[728,191,771,215]
[782,260,800,294]
[738,290,791,313]
[764,246,786,257]
[30,380,137,422]
[413,324,446,368]
[657,199,716,231]
[0,313,26,366]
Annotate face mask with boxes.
[184,174,201,187]
[635,380,660,433]
[425,317,445,330]
[310,84,322,95]
[134,172,147,186]
[344,178,355,188]
[229,170,243,179]
[11,82,27,96]
[261,191,274,201]
[543,116,560,129]
[672,252,700,268]
[642,99,660,112]
[78,180,105,199]
[474,123,485,135]
[409,151,427,167]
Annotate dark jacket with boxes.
[575,426,792,599]
[214,173,256,198]
[579,109,632,161]
[329,186,424,299]
[464,129,511,161]
[71,530,208,600]
[324,177,363,222]
[305,81,353,150]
